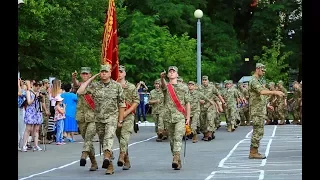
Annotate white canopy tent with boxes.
[238,76,252,83]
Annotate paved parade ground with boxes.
[18,124,302,180]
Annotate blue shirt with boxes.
[60,92,78,118]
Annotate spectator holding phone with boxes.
[21,81,44,152]
[136,81,148,123]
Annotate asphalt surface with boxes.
[18,124,302,180]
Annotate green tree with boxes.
[253,26,292,85]
[118,11,196,85]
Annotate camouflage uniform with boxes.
[80,65,126,174]
[76,67,98,171]
[275,81,287,125]
[162,66,190,170]
[199,76,219,140]
[149,79,166,141]
[214,83,222,128]
[238,83,246,125]
[233,83,242,125]
[221,80,240,132]
[187,81,201,142]
[241,83,250,125]
[115,65,140,169]
[177,77,189,92]
[292,82,302,124]
[248,63,268,159]
[39,79,50,139]
[266,82,277,124]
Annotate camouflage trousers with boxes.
[275,104,286,120]
[39,113,49,138]
[225,106,236,126]
[215,113,221,127]
[267,108,276,120]
[235,108,241,121]
[293,104,301,121]
[200,105,216,133]
[240,107,250,123]
[250,116,265,148]
[96,120,117,152]
[153,112,166,133]
[116,114,134,153]
[190,111,200,134]
[167,120,185,156]
[78,121,96,153]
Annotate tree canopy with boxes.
[18,0,302,86]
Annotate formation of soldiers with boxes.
[70,63,302,174]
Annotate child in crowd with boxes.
[54,95,66,145]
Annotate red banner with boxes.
[251,0,258,7]
[101,0,119,81]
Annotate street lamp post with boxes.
[194,9,203,85]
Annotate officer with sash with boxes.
[77,64,126,175]
[160,66,191,170]
[72,67,98,171]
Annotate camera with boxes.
[37,95,43,102]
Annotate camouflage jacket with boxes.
[198,84,220,111]
[76,81,95,123]
[82,80,126,123]
[149,88,164,114]
[221,87,239,108]
[162,83,191,123]
[122,80,140,116]
[248,75,267,117]
[40,87,50,113]
[188,90,201,114]
[276,86,287,106]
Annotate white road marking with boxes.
[218,139,245,168]
[205,126,281,180]
[18,136,157,180]
[245,129,253,138]
[261,139,273,166]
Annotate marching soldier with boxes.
[266,82,277,125]
[292,81,302,125]
[238,82,248,126]
[149,79,166,142]
[199,76,225,141]
[160,66,191,170]
[187,81,201,143]
[116,65,140,170]
[177,77,189,91]
[221,80,241,132]
[214,82,223,129]
[77,64,126,175]
[275,81,288,125]
[232,82,243,127]
[72,67,98,171]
